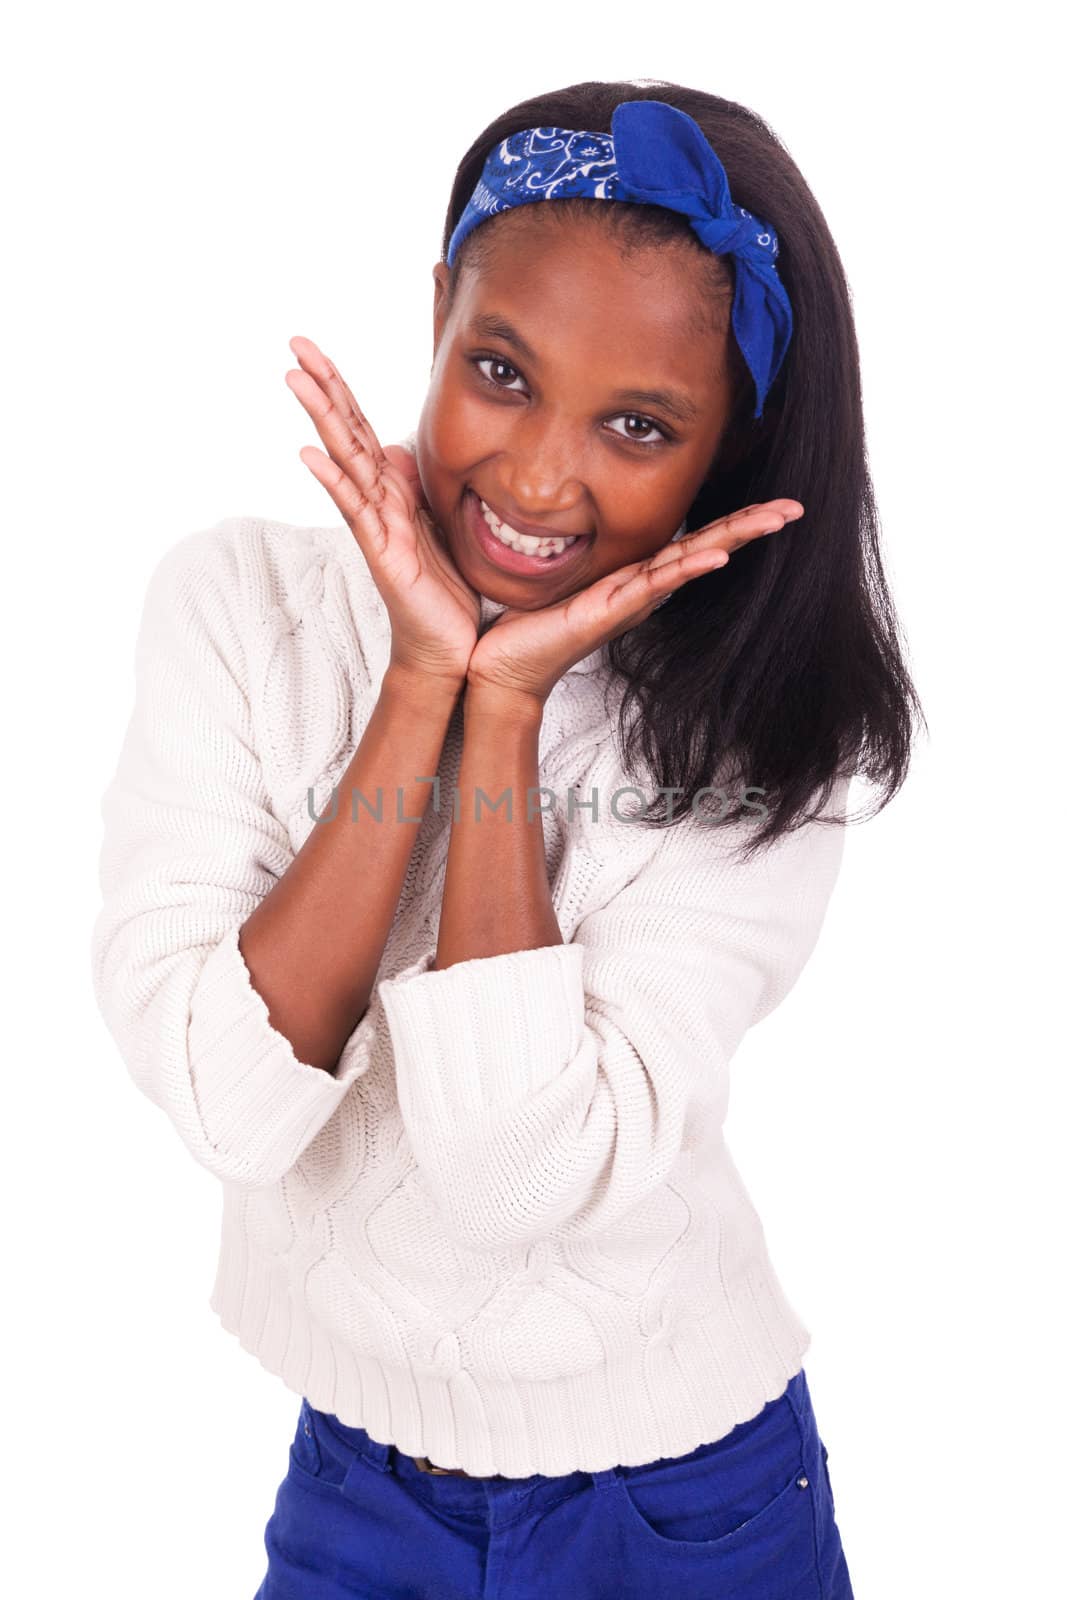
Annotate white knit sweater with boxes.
[90,506,850,1478]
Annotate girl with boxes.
[91,80,920,1599]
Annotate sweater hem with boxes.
[207,1223,812,1480]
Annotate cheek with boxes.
[595,530,677,577]
[599,487,683,549]
[423,372,501,468]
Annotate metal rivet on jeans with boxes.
[796,1476,809,1489]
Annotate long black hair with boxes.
[441,79,926,857]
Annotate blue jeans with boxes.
[254,1367,854,1598]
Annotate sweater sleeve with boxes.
[89,523,377,1190]
[377,781,849,1251]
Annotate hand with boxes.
[465,500,805,708]
[286,335,480,689]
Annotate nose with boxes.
[497,412,585,518]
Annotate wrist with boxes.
[463,679,546,725]
[381,663,465,715]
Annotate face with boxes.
[414,209,738,609]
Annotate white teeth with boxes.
[479,497,579,557]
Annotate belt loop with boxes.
[590,1467,620,1490]
[354,1431,395,1475]
[298,1399,323,1476]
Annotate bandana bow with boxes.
[447,99,793,419]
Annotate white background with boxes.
[4,2,1062,1595]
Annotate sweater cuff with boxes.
[188,923,374,1182]
[377,942,586,1131]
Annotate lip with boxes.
[478,492,588,543]
[464,490,593,578]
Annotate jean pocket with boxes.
[617,1453,812,1551]
[614,1449,823,1595]
[288,1399,349,1490]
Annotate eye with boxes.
[604,415,670,449]
[468,353,674,451]
[472,355,527,393]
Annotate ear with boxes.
[431,263,452,366]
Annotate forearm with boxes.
[433,685,562,971]
[238,666,462,1073]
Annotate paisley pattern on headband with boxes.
[447,100,793,418]
[467,128,618,216]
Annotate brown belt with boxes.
[412,1455,474,1476]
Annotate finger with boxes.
[286,346,384,472]
[683,500,804,555]
[641,545,732,590]
[288,335,388,467]
[297,444,393,554]
[724,499,803,519]
[381,444,431,528]
[285,365,394,526]
[660,512,787,566]
[382,444,429,508]
[595,544,731,617]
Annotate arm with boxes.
[239,662,460,1070]
[378,772,850,1252]
[90,529,460,1189]
[377,492,817,1248]
[432,684,561,970]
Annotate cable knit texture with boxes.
[90,492,850,1478]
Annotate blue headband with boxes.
[447,99,793,419]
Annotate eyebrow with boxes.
[468,312,702,425]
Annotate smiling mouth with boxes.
[463,489,593,576]
[476,493,589,554]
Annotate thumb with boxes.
[383,444,428,509]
